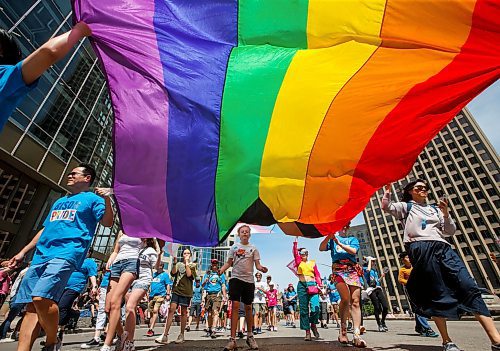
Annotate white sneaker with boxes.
[174,334,185,344]
[99,346,112,351]
[154,334,168,344]
[0,338,16,343]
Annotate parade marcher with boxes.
[252,272,267,334]
[100,231,144,351]
[155,248,197,344]
[201,259,227,338]
[364,258,389,332]
[326,274,340,328]
[319,285,330,329]
[266,282,278,332]
[187,277,203,332]
[58,257,98,340]
[81,270,111,349]
[0,267,12,306]
[146,265,171,336]
[8,164,113,351]
[398,251,438,337]
[320,222,366,347]
[0,23,91,132]
[219,225,268,351]
[293,240,322,341]
[0,265,29,342]
[283,284,297,328]
[122,238,159,351]
[383,180,500,351]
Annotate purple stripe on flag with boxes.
[73,0,172,240]
[153,1,238,245]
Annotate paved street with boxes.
[1,319,497,351]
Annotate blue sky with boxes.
[251,81,500,291]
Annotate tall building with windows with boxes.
[363,108,500,312]
[0,1,117,262]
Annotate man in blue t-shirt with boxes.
[326,274,341,327]
[8,163,113,351]
[0,23,91,132]
[202,259,227,338]
[187,277,203,331]
[58,257,98,336]
[146,267,172,336]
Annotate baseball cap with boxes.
[211,259,218,264]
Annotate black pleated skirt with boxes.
[406,240,490,320]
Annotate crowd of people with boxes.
[1,20,499,351]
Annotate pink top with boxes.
[266,289,278,307]
[292,241,322,286]
[0,270,11,295]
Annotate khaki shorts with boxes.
[205,294,222,312]
[148,295,165,312]
[253,303,267,314]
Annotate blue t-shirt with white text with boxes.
[149,271,172,298]
[66,258,98,293]
[202,271,226,294]
[326,235,360,263]
[0,62,38,132]
[364,268,382,288]
[33,191,105,268]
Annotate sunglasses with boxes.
[413,185,428,191]
[67,171,87,177]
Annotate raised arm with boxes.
[381,184,406,219]
[313,264,322,286]
[292,240,301,267]
[438,198,456,237]
[22,22,91,85]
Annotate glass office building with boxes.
[0,1,117,261]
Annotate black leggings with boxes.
[58,289,80,326]
[369,288,389,326]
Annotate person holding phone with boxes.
[383,180,500,351]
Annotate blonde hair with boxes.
[237,225,251,235]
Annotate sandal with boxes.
[304,331,312,341]
[338,323,349,345]
[352,329,367,348]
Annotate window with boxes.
[487,215,497,223]
[462,247,472,256]
[481,203,491,211]
[486,188,497,197]
[474,217,485,226]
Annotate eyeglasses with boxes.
[413,185,428,192]
[67,171,87,177]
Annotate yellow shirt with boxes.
[398,266,412,285]
[298,260,316,277]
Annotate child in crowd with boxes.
[266,282,278,332]
[219,225,268,351]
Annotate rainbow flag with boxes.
[73,0,499,246]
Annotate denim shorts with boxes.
[110,258,139,278]
[15,258,75,304]
[171,293,191,307]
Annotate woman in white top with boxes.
[383,180,500,351]
[123,238,160,351]
[100,231,144,351]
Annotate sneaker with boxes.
[0,338,16,343]
[323,323,328,329]
[336,323,341,328]
[115,332,127,351]
[174,334,185,344]
[246,335,259,350]
[146,329,154,337]
[415,325,424,335]
[100,334,106,342]
[237,331,244,339]
[422,329,439,338]
[210,331,217,339]
[304,331,312,341]
[292,324,296,329]
[99,346,112,351]
[223,338,237,351]
[154,334,168,344]
[123,341,135,351]
[492,343,500,351]
[186,326,190,332]
[81,338,102,349]
[443,342,462,351]
[378,325,386,332]
[347,322,353,332]
[382,324,389,332]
